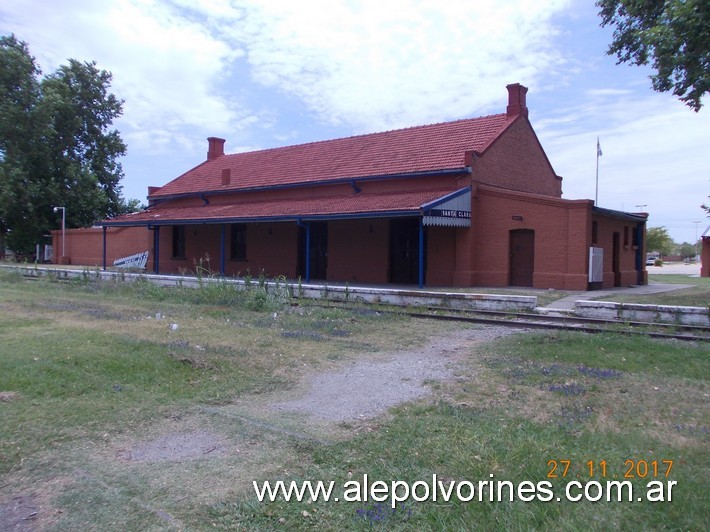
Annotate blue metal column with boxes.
[154,226,160,274]
[305,222,311,283]
[635,223,645,284]
[418,218,424,288]
[102,226,107,271]
[220,224,226,276]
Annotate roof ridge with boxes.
[224,112,509,157]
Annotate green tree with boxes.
[0,35,43,257]
[646,226,675,256]
[0,35,132,256]
[678,241,697,260]
[596,0,709,111]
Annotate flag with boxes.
[597,137,602,157]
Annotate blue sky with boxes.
[2,0,708,244]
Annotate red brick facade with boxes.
[51,226,150,267]
[53,84,647,291]
[469,117,562,197]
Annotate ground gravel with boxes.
[273,325,516,421]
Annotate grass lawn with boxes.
[1,270,708,530]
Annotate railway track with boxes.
[294,301,710,342]
[15,270,709,342]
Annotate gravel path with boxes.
[273,325,515,422]
[111,325,518,465]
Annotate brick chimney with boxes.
[207,137,226,161]
[506,83,528,118]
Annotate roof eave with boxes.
[592,206,649,222]
[147,167,472,203]
[101,209,425,228]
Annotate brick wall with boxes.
[154,222,299,279]
[328,219,389,283]
[448,186,645,290]
[591,214,645,287]
[471,117,562,197]
[52,195,644,291]
[51,227,151,267]
[464,186,591,290]
[426,226,457,286]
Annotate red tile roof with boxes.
[106,188,463,226]
[152,113,513,198]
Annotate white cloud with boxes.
[537,90,710,241]
[2,0,707,243]
[1,0,575,143]
[226,0,573,130]
[0,0,256,154]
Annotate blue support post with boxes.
[220,224,226,276]
[102,226,107,271]
[154,226,160,274]
[635,223,645,284]
[305,222,311,283]
[418,218,424,288]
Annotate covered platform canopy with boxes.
[100,187,472,287]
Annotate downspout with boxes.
[418,217,425,288]
[153,225,160,274]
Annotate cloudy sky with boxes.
[1,0,708,243]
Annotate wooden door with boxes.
[390,218,421,284]
[509,229,535,287]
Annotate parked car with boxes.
[646,257,658,266]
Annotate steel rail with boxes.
[292,301,710,342]
[19,272,708,342]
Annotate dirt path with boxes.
[117,325,517,466]
[272,325,515,422]
[113,325,517,466]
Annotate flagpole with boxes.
[595,137,601,206]
[595,149,598,205]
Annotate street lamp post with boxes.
[53,206,65,262]
[694,220,701,263]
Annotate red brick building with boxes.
[57,83,648,290]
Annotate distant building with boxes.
[55,84,648,290]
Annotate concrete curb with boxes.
[2,265,538,313]
[574,300,709,326]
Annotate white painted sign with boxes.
[114,250,149,269]
[422,188,471,227]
